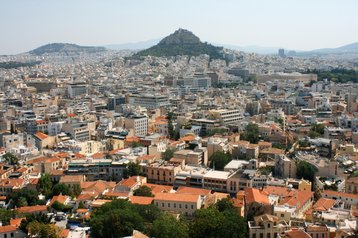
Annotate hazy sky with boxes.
[1,0,357,55]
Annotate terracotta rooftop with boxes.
[245,188,270,205]
[34,132,49,140]
[176,186,211,196]
[285,228,311,238]
[10,218,24,228]
[0,179,25,188]
[16,205,47,214]
[144,183,173,194]
[49,194,69,205]
[154,193,200,203]
[119,176,146,189]
[81,180,116,194]
[125,136,140,143]
[129,196,154,205]
[0,225,17,234]
[313,198,336,212]
[180,134,195,142]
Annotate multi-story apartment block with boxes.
[125,114,148,137]
[128,93,170,109]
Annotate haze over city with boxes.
[1,0,358,54]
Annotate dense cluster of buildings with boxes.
[0,48,358,238]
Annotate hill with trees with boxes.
[30,43,106,55]
[135,28,223,59]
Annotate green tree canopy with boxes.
[90,199,146,238]
[151,213,189,238]
[162,148,175,161]
[123,162,142,178]
[240,123,260,143]
[26,221,62,238]
[167,111,176,140]
[0,209,15,225]
[20,213,51,233]
[309,123,325,138]
[3,152,19,165]
[7,189,40,207]
[189,206,246,238]
[133,185,154,197]
[296,160,318,182]
[39,173,53,197]
[51,183,70,197]
[51,201,71,212]
[209,151,232,170]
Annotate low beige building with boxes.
[153,193,203,216]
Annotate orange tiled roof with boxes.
[62,229,70,238]
[125,136,140,143]
[53,152,70,158]
[176,186,211,196]
[16,205,47,214]
[34,132,49,140]
[77,192,98,201]
[154,193,199,203]
[180,134,195,142]
[286,229,311,238]
[279,190,314,210]
[0,179,25,188]
[45,157,62,163]
[81,180,116,194]
[137,155,156,161]
[119,176,145,188]
[26,157,49,165]
[9,218,24,228]
[143,183,173,194]
[313,198,336,211]
[0,225,17,233]
[92,153,106,159]
[245,188,270,205]
[129,196,154,205]
[49,194,69,205]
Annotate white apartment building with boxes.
[128,94,170,109]
[124,115,148,137]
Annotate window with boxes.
[168,203,170,208]
[179,204,182,209]
[191,205,194,209]
[11,233,14,238]
[185,204,188,209]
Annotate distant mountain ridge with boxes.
[135,29,224,59]
[30,43,106,55]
